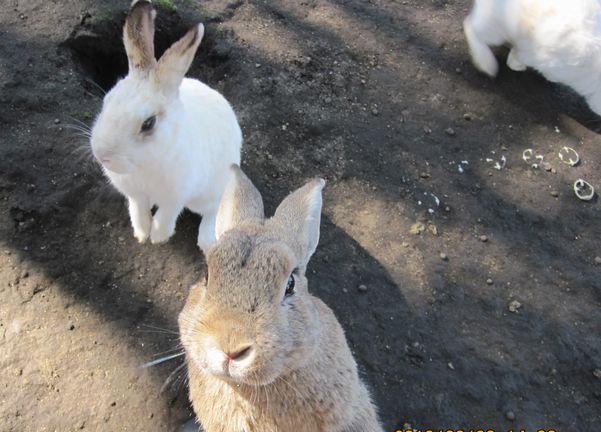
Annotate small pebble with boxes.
[357,284,368,293]
[439,252,448,261]
[68,324,75,331]
[21,271,29,279]
[550,190,559,197]
[479,235,488,242]
[444,206,451,212]
[447,362,455,370]
[593,369,601,379]
[543,162,552,172]
[54,118,60,124]
[420,172,430,179]
[371,108,379,116]
[463,113,472,121]
[508,300,521,313]
[427,224,438,236]
[594,256,601,265]
[486,278,493,285]
[455,67,462,73]
[410,222,425,235]
[255,63,262,68]
[445,127,456,136]
[505,411,516,421]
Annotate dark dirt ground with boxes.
[1,0,601,431]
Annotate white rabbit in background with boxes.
[90,1,242,252]
[464,0,601,116]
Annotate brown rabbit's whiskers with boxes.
[140,348,185,368]
[138,323,180,336]
[137,324,189,394]
[160,362,187,393]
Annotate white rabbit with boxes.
[464,0,601,115]
[178,165,383,432]
[90,1,242,251]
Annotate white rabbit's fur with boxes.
[464,0,601,115]
[90,1,241,251]
[179,166,383,432]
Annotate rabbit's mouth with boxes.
[91,145,135,174]
[203,346,256,381]
[98,156,135,175]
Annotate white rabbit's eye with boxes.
[284,274,295,298]
[141,115,156,133]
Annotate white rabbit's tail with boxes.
[464,15,499,77]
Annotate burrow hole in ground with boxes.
[63,5,232,94]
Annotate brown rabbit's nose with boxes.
[226,345,252,361]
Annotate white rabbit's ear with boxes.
[270,179,325,269]
[123,1,157,74]
[215,165,265,239]
[154,23,205,96]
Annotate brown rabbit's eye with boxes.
[141,115,156,132]
[284,274,295,297]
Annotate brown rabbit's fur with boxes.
[179,165,382,432]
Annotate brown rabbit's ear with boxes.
[215,165,265,239]
[270,178,325,269]
[154,23,204,96]
[123,1,157,74]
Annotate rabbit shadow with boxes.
[488,46,601,133]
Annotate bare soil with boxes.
[1,0,600,431]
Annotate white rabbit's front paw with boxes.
[132,217,151,243]
[197,217,217,253]
[507,49,526,72]
[128,197,152,243]
[133,227,150,243]
[197,232,215,253]
[150,219,174,244]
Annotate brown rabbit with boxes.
[178,165,383,432]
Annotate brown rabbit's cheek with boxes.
[245,348,286,385]
[244,324,288,381]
